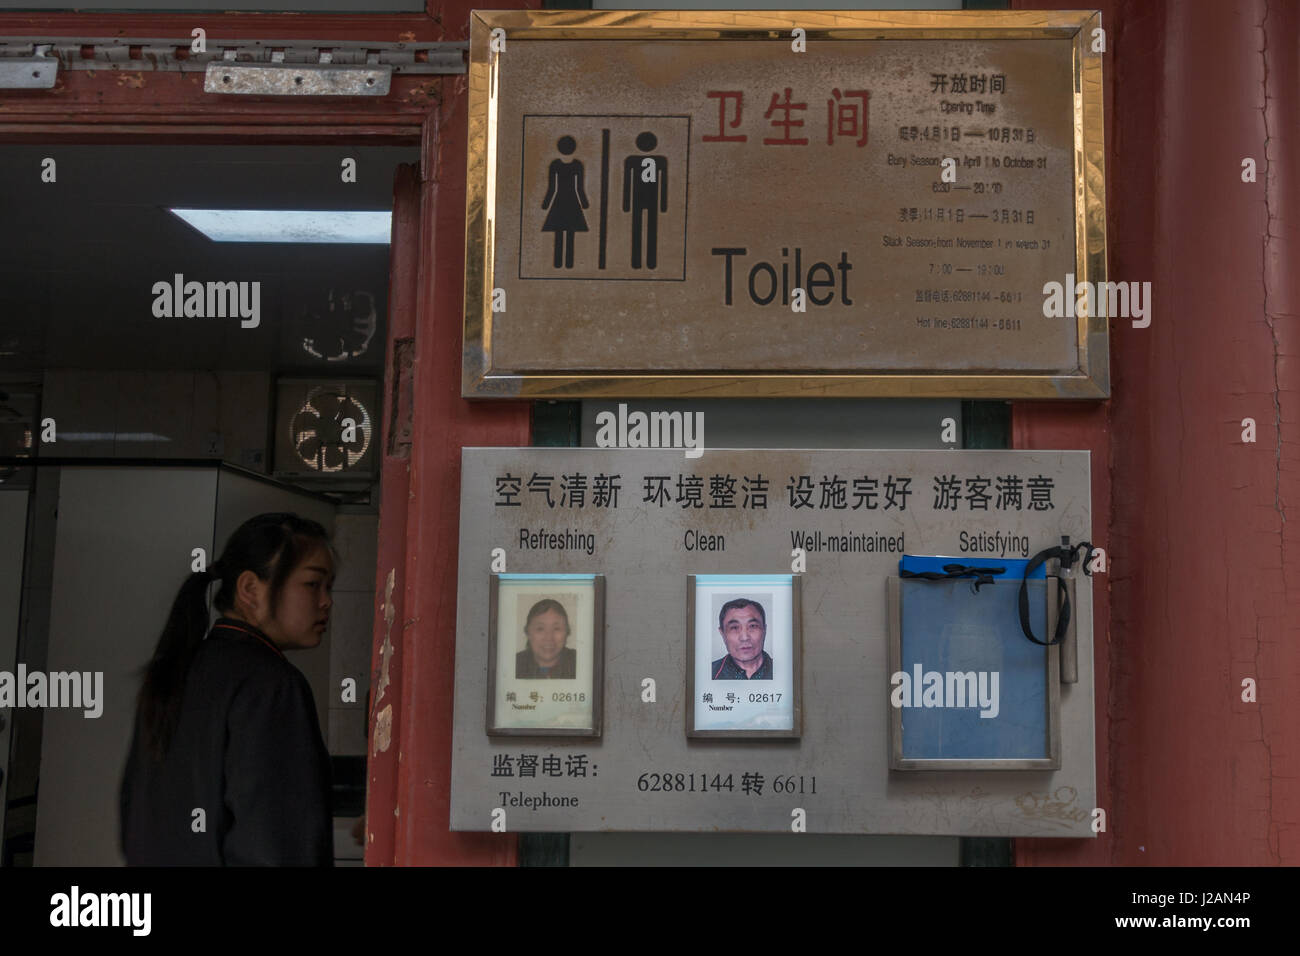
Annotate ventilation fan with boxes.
[299,288,378,362]
[274,380,378,479]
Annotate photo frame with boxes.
[686,574,801,738]
[486,573,605,737]
[886,560,1061,770]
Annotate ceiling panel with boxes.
[0,145,415,373]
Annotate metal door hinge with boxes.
[0,37,467,93]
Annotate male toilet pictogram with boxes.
[622,131,669,270]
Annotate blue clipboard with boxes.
[898,554,1045,579]
[890,555,1057,768]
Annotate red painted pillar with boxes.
[1014,0,1300,865]
[366,2,538,865]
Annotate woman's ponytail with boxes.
[136,570,214,759]
[134,513,331,760]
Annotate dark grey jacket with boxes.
[710,651,774,681]
[120,618,332,866]
[515,646,578,679]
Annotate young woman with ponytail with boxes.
[119,512,337,866]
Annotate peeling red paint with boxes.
[375,568,396,707]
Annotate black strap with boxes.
[1019,538,1094,646]
[900,562,1006,593]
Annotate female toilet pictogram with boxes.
[540,134,590,269]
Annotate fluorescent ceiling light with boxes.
[63,432,173,442]
[169,208,391,244]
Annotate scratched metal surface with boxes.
[451,448,1094,835]
[489,39,1078,374]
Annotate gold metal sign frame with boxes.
[464,10,1107,399]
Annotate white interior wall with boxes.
[0,489,29,848]
[327,514,377,755]
[34,467,217,866]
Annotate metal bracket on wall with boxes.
[206,58,392,96]
[0,44,56,89]
[0,37,467,91]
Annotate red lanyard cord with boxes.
[211,621,286,660]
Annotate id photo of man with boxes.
[710,598,772,680]
[690,574,797,736]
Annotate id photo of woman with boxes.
[515,598,578,679]
[487,573,604,736]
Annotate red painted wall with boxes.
[1013,0,1300,865]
